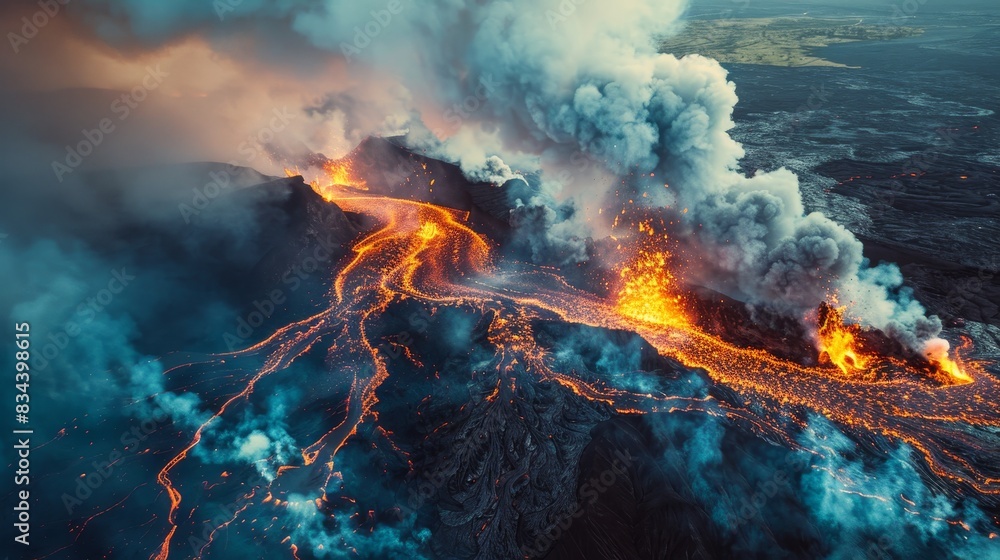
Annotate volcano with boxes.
[28,136,992,560]
[6,0,1000,558]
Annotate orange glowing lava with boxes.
[615,248,687,328]
[284,157,368,195]
[816,303,870,376]
[925,338,974,385]
[140,153,998,558]
[322,159,368,190]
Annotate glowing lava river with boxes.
[143,170,1000,559]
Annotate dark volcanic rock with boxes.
[343,137,516,241]
[240,174,359,290]
[76,163,360,354]
[818,156,1000,328]
[542,417,722,560]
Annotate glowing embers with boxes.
[816,302,871,376]
[285,156,369,201]
[322,159,368,191]
[416,220,440,241]
[814,303,973,385]
[615,247,688,328]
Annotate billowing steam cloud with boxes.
[350,0,940,349]
[44,0,943,348]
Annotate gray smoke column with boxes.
[70,0,944,350]
[309,0,941,350]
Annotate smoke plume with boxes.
[40,0,946,350]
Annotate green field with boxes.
[659,17,923,68]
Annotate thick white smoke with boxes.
[70,0,944,350]
[296,0,941,349]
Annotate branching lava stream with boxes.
[145,168,999,559]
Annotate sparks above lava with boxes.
[817,302,871,376]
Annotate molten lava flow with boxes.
[137,155,998,558]
[615,249,687,328]
[925,337,974,385]
[816,303,870,375]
